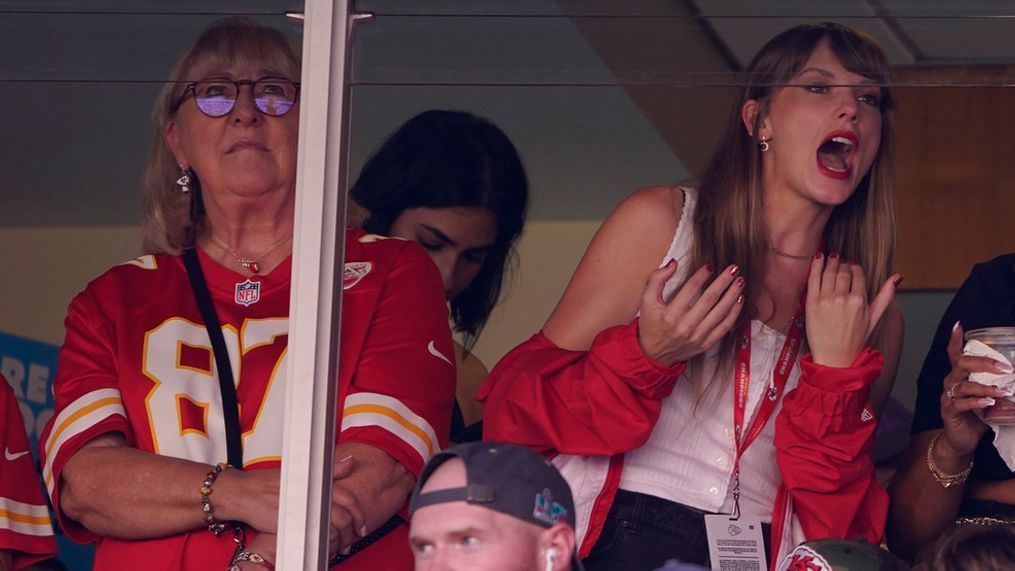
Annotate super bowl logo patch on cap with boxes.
[234,280,261,307]
[532,488,568,525]
[343,262,372,290]
[779,545,831,571]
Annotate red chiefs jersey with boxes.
[1,376,57,569]
[38,228,455,570]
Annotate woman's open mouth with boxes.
[816,131,858,180]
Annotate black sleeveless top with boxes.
[911,253,1015,493]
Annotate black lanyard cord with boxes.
[183,246,406,562]
[182,247,244,469]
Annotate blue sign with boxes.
[1,331,94,570]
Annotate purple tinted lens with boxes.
[255,97,294,116]
[196,96,234,117]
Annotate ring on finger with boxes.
[946,384,957,400]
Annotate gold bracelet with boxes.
[926,433,973,488]
[955,516,1015,526]
[229,550,275,570]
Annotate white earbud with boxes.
[544,548,559,571]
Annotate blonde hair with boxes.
[685,23,896,399]
[141,17,300,254]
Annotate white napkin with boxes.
[964,339,1015,470]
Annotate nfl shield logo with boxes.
[234,280,261,306]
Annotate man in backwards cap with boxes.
[408,441,584,571]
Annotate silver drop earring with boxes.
[759,138,771,152]
[176,164,191,194]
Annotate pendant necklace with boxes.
[209,234,292,274]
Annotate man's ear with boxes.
[540,524,577,571]
[164,120,187,166]
[741,99,771,141]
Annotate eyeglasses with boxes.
[181,77,300,118]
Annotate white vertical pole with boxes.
[277,0,350,568]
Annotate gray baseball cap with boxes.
[409,441,584,570]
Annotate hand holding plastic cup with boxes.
[965,327,1015,424]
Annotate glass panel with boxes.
[348,3,1015,86]
[5,2,1015,568]
[1,4,308,570]
[0,10,301,229]
[344,2,1015,487]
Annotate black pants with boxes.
[583,490,772,571]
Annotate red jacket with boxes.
[479,319,887,566]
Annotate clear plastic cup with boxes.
[965,327,1015,424]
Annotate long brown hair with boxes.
[685,23,896,398]
[140,17,300,254]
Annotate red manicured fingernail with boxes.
[706,263,714,272]
[729,264,739,276]
[814,252,823,259]
[666,258,677,268]
[735,277,745,288]
[736,294,744,304]
[829,252,839,259]
[893,275,904,287]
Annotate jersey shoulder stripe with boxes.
[0,497,54,537]
[340,392,441,465]
[41,388,125,494]
[119,255,159,270]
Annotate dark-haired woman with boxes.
[350,109,529,441]
[481,23,903,569]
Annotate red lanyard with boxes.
[730,308,805,517]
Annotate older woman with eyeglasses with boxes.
[37,18,454,570]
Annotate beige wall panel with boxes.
[894,69,1015,289]
[0,226,141,345]
[470,219,602,368]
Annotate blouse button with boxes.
[708,486,719,495]
[716,456,726,466]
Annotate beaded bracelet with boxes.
[926,433,973,488]
[200,462,232,535]
[228,549,275,570]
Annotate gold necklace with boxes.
[765,244,815,261]
[209,234,291,274]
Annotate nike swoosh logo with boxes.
[427,341,453,366]
[4,447,30,462]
